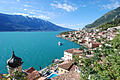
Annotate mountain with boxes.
[85,7,120,28]
[0,13,71,31]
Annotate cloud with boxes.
[102,1,120,9]
[29,15,50,20]
[29,11,36,14]
[14,13,29,16]
[24,4,32,7]
[36,15,50,20]
[50,2,77,12]
[14,13,50,20]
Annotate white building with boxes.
[62,48,83,61]
[62,51,73,61]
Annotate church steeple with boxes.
[12,51,15,57]
[7,51,23,68]
[7,51,23,75]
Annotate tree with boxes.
[10,71,27,80]
[80,31,120,80]
[73,54,80,65]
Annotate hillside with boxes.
[0,13,71,31]
[85,7,120,28]
[98,17,120,30]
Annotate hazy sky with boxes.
[0,0,120,29]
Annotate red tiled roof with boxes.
[26,67,35,73]
[64,48,83,55]
[58,61,73,71]
[24,67,41,80]
[82,40,87,43]
[27,70,41,80]
[89,41,102,48]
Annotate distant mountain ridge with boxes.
[85,7,120,28]
[0,13,71,31]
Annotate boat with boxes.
[58,41,63,46]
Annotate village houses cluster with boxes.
[0,26,120,80]
[57,26,120,49]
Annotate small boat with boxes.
[58,41,63,46]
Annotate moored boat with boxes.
[58,41,63,46]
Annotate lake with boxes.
[0,32,80,73]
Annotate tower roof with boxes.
[7,51,23,68]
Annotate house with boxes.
[82,40,87,43]
[61,48,83,61]
[88,41,102,48]
[24,67,41,80]
[108,36,114,40]
[57,60,81,74]
[57,61,73,75]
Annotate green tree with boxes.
[10,71,27,80]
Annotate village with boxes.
[0,26,120,80]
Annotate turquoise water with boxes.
[0,32,80,73]
[48,74,58,79]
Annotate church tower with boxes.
[7,51,23,75]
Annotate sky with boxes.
[0,0,120,29]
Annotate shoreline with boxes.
[56,34,87,49]
[0,31,64,32]
[0,31,80,74]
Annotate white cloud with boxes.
[103,1,120,9]
[37,15,50,20]
[14,12,50,20]
[29,11,36,14]
[24,4,32,7]
[29,15,50,20]
[14,13,29,16]
[51,2,77,12]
